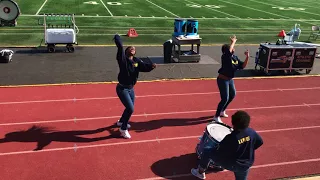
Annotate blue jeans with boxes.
[199,148,249,180]
[116,84,135,130]
[215,78,236,117]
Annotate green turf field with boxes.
[0,0,320,46]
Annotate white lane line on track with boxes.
[1,125,320,156]
[137,157,320,180]
[0,87,320,105]
[0,103,320,126]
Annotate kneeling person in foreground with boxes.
[191,110,263,180]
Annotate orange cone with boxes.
[127,28,138,37]
[278,30,286,37]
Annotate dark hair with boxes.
[221,44,230,54]
[125,46,136,56]
[231,110,250,130]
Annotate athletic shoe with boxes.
[220,111,228,117]
[117,120,131,129]
[119,128,131,139]
[191,168,206,179]
[213,116,223,123]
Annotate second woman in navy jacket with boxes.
[114,34,156,139]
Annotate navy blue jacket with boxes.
[114,34,154,86]
[216,128,263,169]
[218,50,244,79]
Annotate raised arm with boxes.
[232,54,247,70]
[114,34,125,62]
[229,35,237,53]
[242,50,249,69]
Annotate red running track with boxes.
[0,76,320,180]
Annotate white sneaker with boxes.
[220,111,228,118]
[117,120,131,129]
[213,116,223,123]
[119,128,131,139]
[191,168,206,179]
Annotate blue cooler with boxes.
[173,19,186,37]
[186,19,198,36]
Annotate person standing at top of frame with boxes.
[213,35,249,123]
[113,34,156,139]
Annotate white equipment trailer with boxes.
[40,14,78,53]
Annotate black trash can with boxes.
[163,39,173,63]
[0,49,14,63]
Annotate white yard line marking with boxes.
[285,0,320,7]
[272,0,317,9]
[0,27,292,32]
[0,33,315,36]
[0,87,319,105]
[99,0,113,16]
[215,0,289,19]
[8,25,304,29]
[248,0,320,17]
[221,0,315,25]
[0,32,161,35]
[19,14,320,22]
[185,0,239,18]
[137,157,320,180]
[0,103,319,126]
[35,0,49,15]
[145,0,179,17]
[0,125,320,156]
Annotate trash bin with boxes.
[0,49,14,63]
[163,39,173,63]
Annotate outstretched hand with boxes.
[152,63,157,69]
[230,35,237,43]
[113,33,120,41]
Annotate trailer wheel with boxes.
[66,44,74,53]
[47,44,55,53]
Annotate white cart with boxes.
[41,14,78,53]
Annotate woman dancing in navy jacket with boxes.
[213,35,249,123]
[113,34,156,139]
